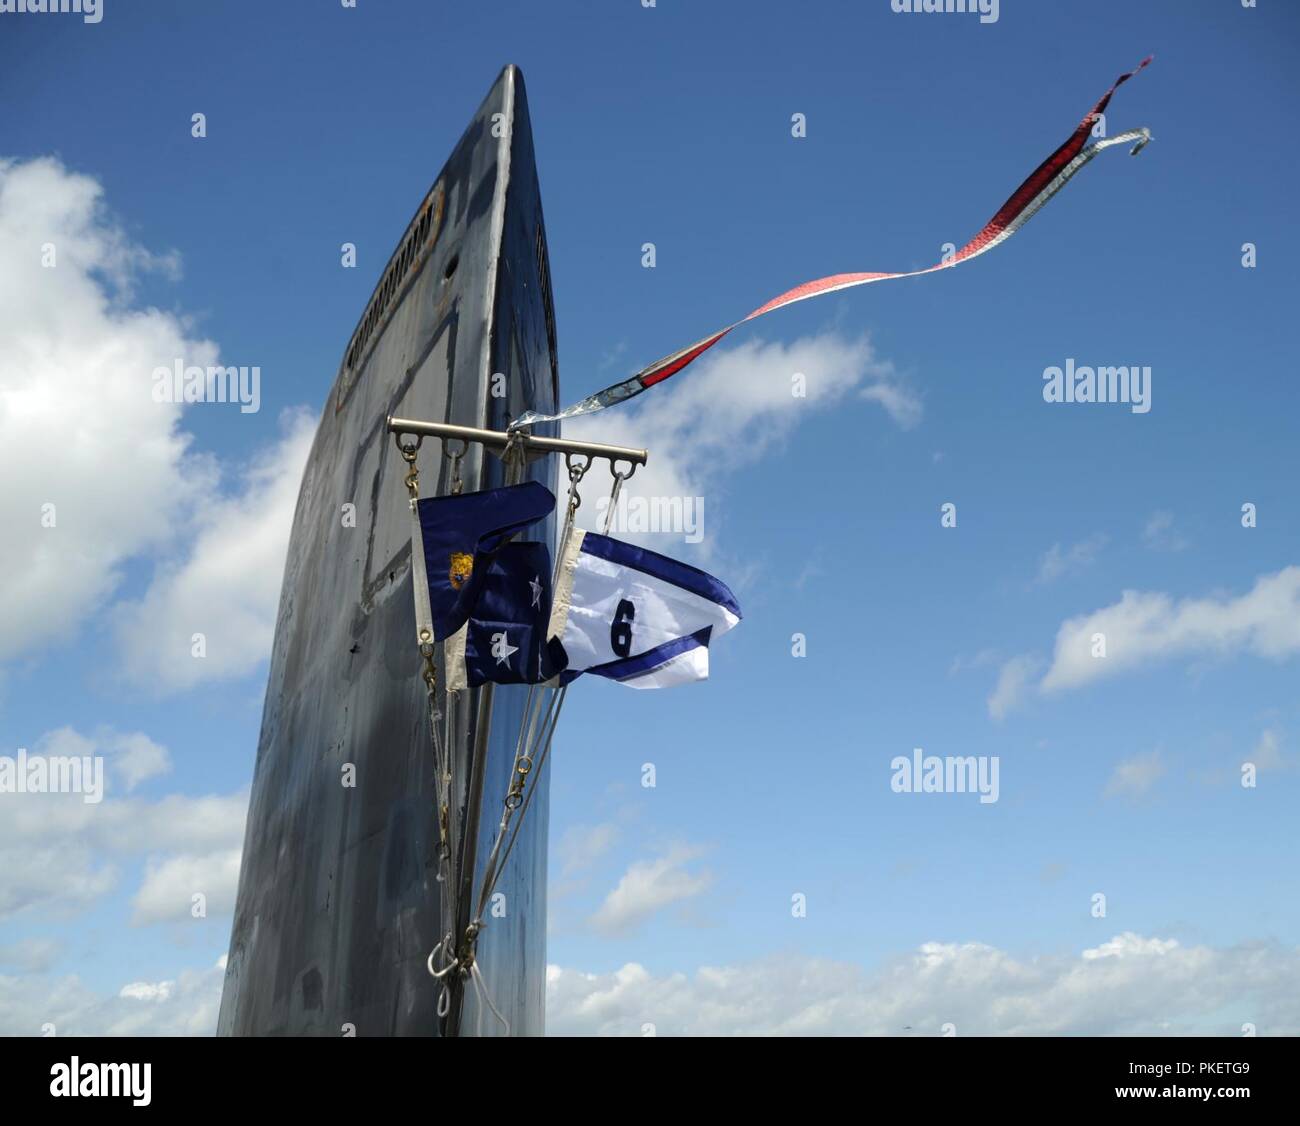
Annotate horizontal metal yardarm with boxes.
[386,416,648,467]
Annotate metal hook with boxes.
[442,437,466,495]
[396,434,423,499]
[563,453,591,513]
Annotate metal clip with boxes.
[564,453,590,513]
[442,437,466,496]
[397,434,423,499]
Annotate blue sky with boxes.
[2,0,1299,1035]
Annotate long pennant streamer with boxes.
[512,57,1153,428]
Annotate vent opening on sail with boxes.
[344,204,436,373]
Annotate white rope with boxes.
[470,962,511,1037]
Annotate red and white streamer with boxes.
[513,57,1153,428]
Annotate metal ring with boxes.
[505,791,523,811]
[609,458,637,482]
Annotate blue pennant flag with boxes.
[462,541,560,687]
[417,482,555,639]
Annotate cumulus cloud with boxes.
[547,933,1300,1036]
[110,409,315,691]
[565,331,913,553]
[6,935,1297,1037]
[131,848,243,925]
[0,156,217,663]
[987,654,1039,721]
[990,568,1300,717]
[105,731,173,792]
[34,726,172,793]
[590,846,713,936]
[1041,567,1300,693]
[0,727,246,921]
[0,956,226,1037]
[0,155,315,693]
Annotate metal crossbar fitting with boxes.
[387,416,647,468]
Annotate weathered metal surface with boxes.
[218,65,558,1036]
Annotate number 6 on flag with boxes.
[550,532,741,689]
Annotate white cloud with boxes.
[131,848,243,925]
[4,934,1295,1037]
[546,934,1300,1036]
[590,846,713,936]
[35,726,172,793]
[860,378,922,428]
[105,731,172,791]
[1082,932,1179,960]
[1036,533,1107,584]
[1041,566,1300,693]
[565,331,913,553]
[987,654,1039,721]
[0,156,218,663]
[0,956,226,1036]
[995,570,1300,718]
[0,727,246,921]
[0,155,315,694]
[110,409,315,691]
[0,844,118,920]
[119,980,174,1002]
[1104,750,1167,799]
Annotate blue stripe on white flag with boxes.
[578,533,741,618]
[579,626,713,684]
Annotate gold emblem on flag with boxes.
[449,552,473,589]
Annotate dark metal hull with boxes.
[218,66,558,1036]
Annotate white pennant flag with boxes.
[548,531,741,689]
